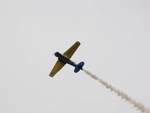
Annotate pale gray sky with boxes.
[0,0,150,113]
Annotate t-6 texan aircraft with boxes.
[49,41,84,77]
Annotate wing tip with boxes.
[76,41,80,45]
[49,72,55,77]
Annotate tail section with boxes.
[74,62,84,73]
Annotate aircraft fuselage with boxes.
[55,52,76,67]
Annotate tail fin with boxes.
[74,62,84,73]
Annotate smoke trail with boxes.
[83,69,150,113]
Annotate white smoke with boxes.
[83,69,150,113]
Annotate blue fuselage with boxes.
[54,52,84,73]
[55,52,76,67]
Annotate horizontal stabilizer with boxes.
[74,62,84,73]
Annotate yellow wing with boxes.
[49,41,80,77]
[63,41,80,58]
[49,60,65,77]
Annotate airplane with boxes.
[49,41,84,77]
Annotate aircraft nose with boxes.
[54,52,59,57]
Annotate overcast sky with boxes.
[0,0,150,113]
